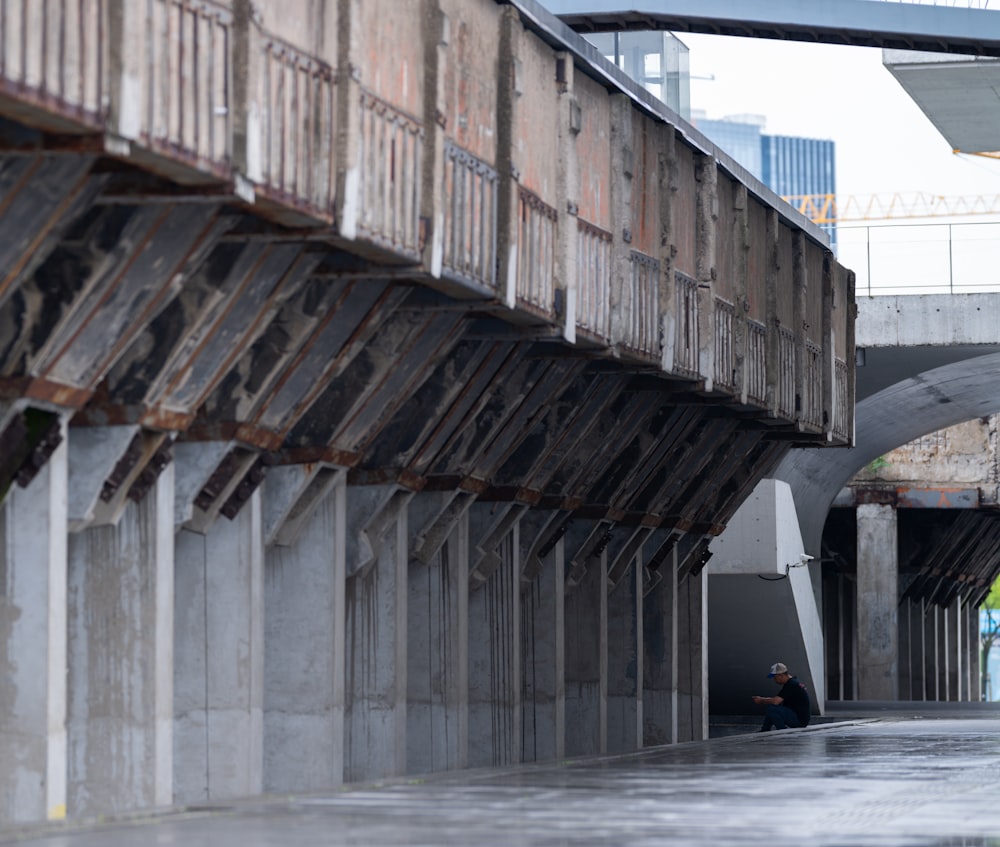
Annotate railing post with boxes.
[422,0,449,278]
[231,0,255,182]
[695,154,717,390]
[335,0,364,240]
[106,0,143,143]
[731,183,750,403]
[658,127,678,373]
[555,51,581,344]
[765,208,780,418]
[822,251,835,441]
[792,231,807,427]
[608,93,633,348]
[495,6,522,310]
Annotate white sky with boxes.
[681,34,1000,199]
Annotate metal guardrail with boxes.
[746,320,767,405]
[673,272,699,377]
[0,0,106,123]
[144,0,232,168]
[259,36,336,215]
[516,187,557,313]
[357,90,424,259]
[623,251,659,357]
[713,297,735,391]
[442,142,498,292]
[777,325,796,420]
[835,220,1000,296]
[576,220,612,340]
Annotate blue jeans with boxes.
[761,704,801,731]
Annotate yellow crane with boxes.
[782,192,1000,225]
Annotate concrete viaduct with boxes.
[0,0,857,826]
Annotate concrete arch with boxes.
[779,293,1000,553]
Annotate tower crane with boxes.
[782,192,1000,225]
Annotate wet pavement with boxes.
[5,705,1000,847]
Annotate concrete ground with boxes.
[6,704,1000,847]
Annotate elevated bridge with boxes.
[0,0,853,825]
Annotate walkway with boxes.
[7,706,1000,847]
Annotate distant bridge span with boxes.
[543,0,1000,56]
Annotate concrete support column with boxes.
[406,496,469,774]
[924,603,939,701]
[468,505,521,768]
[66,461,174,818]
[263,472,345,792]
[903,598,927,701]
[174,491,264,803]
[0,431,68,824]
[677,568,708,742]
[856,503,898,700]
[967,602,981,702]
[564,522,607,757]
[936,602,950,701]
[344,485,410,782]
[643,541,677,746]
[607,546,642,754]
[520,514,565,764]
[948,599,963,701]
[899,598,928,701]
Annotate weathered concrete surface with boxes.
[5,709,1000,846]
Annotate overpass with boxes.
[0,0,853,826]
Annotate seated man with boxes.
[752,662,811,731]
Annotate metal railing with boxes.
[357,90,424,259]
[746,319,767,404]
[0,0,106,123]
[713,297,736,391]
[259,36,336,215]
[834,358,850,440]
[442,141,498,291]
[835,220,1000,296]
[144,0,232,168]
[673,272,699,377]
[802,341,823,428]
[623,251,659,357]
[576,220,612,340]
[516,186,557,313]
[777,325,796,420]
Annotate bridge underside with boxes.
[0,0,854,826]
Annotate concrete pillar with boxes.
[924,603,939,701]
[174,491,264,803]
[468,504,521,768]
[263,472,345,792]
[66,462,174,818]
[948,599,962,701]
[936,602,950,701]
[0,432,68,824]
[344,485,410,782]
[564,522,607,757]
[643,542,677,746]
[520,515,565,764]
[898,599,912,700]
[607,546,642,754]
[856,503,898,700]
[406,498,468,774]
[967,602,980,702]
[903,598,926,701]
[677,568,708,742]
